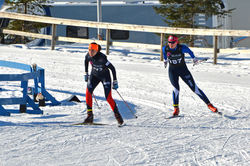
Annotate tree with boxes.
[154,0,234,46]
[4,0,50,44]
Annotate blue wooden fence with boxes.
[0,60,60,116]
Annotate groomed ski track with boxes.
[0,44,249,165]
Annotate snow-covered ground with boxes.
[0,43,249,165]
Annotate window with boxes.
[66,26,88,39]
[0,18,10,28]
[110,30,129,40]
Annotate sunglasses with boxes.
[168,41,176,44]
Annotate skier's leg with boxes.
[168,69,180,115]
[180,69,218,112]
[102,74,123,125]
[84,75,100,123]
[180,70,210,104]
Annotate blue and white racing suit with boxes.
[163,44,210,107]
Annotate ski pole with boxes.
[92,92,100,109]
[193,58,209,66]
[115,90,137,118]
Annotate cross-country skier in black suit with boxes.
[84,42,123,125]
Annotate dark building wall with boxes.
[49,4,167,44]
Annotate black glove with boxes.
[84,73,88,82]
[112,80,118,90]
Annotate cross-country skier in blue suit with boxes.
[163,35,218,116]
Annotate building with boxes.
[48,0,166,45]
[218,0,250,48]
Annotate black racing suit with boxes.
[84,52,117,111]
[163,44,210,107]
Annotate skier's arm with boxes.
[181,45,199,64]
[162,46,168,68]
[84,54,89,74]
[163,46,168,61]
[106,61,117,81]
[182,45,195,58]
[107,62,119,90]
[84,54,89,82]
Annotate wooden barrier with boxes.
[0,60,60,116]
[1,12,250,64]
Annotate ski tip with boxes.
[218,112,222,115]
[118,123,126,127]
[216,111,223,115]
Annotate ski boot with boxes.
[114,108,124,125]
[207,103,218,113]
[173,106,179,116]
[84,109,93,123]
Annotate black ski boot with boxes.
[114,108,124,125]
[84,110,93,123]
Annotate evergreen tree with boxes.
[154,0,234,46]
[4,0,50,43]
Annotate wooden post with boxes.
[51,24,57,50]
[20,80,28,113]
[213,36,218,64]
[106,29,110,55]
[160,33,164,61]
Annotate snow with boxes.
[0,43,250,165]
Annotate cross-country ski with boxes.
[165,115,184,119]
[72,122,108,126]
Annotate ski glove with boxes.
[112,80,118,90]
[84,73,88,82]
[193,57,199,65]
[164,59,168,68]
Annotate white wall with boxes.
[227,0,250,47]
